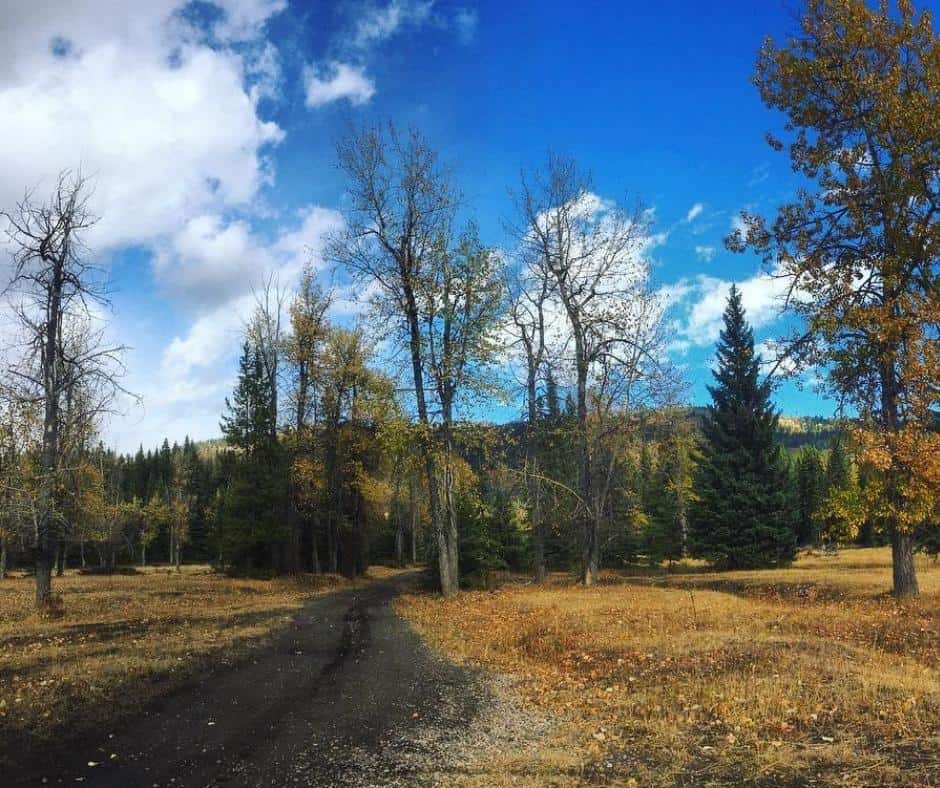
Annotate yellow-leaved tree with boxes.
[730,0,940,596]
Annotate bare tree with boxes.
[504,249,554,582]
[516,154,679,585]
[2,172,126,607]
[329,125,503,596]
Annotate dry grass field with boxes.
[0,564,375,762]
[398,548,940,786]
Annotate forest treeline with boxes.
[1,0,938,603]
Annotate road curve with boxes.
[10,572,483,787]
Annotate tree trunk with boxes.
[311,526,321,574]
[532,525,546,584]
[35,552,52,607]
[140,543,146,567]
[575,351,597,587]
[891,529,919,597]
[395,522,404,568]
[409,479,418,565]
[403,281,456,596]
[56,544,66,576]
[435,420,460,597]
[327,520,338,574]
[0,536,7,580]
[80,539,86,568]
[53,543,61,577]
[286,503,301,574]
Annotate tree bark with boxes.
[311,525,321,573]
[403,278,455,596]
[891,529,919,597]
[395,521,404,568]
[408,478,418,565]
[327,520,338,574]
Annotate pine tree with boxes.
[688,285,796,569]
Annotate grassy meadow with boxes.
[398,547,939,786]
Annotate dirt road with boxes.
[9,572,487,787]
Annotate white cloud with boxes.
[162,204,342,362]
[0,1,285,251]
[105,204,345,451]
[685,202,704,223]
[663,267,789,349]
[304,61,376,107]
[694,245,716,263]
[352,0,434,49]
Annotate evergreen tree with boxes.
[217,341,287,571]
[543,370,561,420]
[646,434,688,564]
[688,285,796,568]
[794,447,826,546]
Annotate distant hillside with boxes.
[190,412,842,462]
[775,415,844,451]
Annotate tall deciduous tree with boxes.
[730,0,940,595]
[329,125,503,596]
[2,173,126,606]
[689,286,796,569]
[515,154,677,585]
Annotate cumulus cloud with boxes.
[0,1,285,250]
[304,61,376,107]
[159,203,343,327]
[108,204,345,450]
[662,266,789,349]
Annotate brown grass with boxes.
[0,564,392,761]
[398,548,940,786]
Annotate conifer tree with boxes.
[646,434,688,564]
[688,285,796,569]
[217,341,287,570]
[795,447,826,546]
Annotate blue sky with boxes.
[4,0,922,452]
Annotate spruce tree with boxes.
[795,447,826,546]
[218,341,287,570]
[646,434,687,564]
[688,285,796,569]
